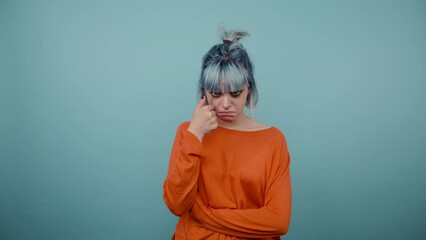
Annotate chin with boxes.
[219,117,234,122]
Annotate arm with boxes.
[190,142,292,238]
[163,97,217,216]
[163,123,204,216]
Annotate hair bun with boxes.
[219,27,249,44]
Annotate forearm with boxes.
[191,151,292,238]
[163,128,204,216]
[191,194,291,238]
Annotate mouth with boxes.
[217,112,236,116]
[216,112,236,120]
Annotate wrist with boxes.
[187,127,204,142]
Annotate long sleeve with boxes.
[163,122,204,216]
[190,142,291,238]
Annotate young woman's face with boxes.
[205,84,249,123]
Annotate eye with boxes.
[210,92,220,97]
[230,90,242,97]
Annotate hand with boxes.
[188,96,218,142]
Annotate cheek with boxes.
[209,98,221,108]
[237,95,248,106]
[236,99,247,108]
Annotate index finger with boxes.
[196,95,207,109]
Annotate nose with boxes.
[221,95,231,109]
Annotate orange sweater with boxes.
[163,122,291,240]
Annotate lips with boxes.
[217,112,236,116]
[216,112,236,121]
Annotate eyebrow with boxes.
[210,89,243,94]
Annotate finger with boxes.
[210,116,217,123]
[196,96,207,109]
[207,105,215,111]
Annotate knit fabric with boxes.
[164,122,291,240]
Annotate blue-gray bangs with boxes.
[201,61,249,95]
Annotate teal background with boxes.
[1,0,425,239]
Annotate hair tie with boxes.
[223,39,233,44]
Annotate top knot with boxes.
[219,27,249,45]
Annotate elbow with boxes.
[163,187,194,216]
[276,222,289,235]
[170,207,186,217]
[163,194,190,216]
[167,202,189,216]
[270,210,291,235]
[269,218,289,235]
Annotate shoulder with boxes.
[269,126,285,138]
[172,121,191,137]
[266,126,288,147]
[177,121,191,130]
[266,127,290,166]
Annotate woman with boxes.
[163,28,292,240]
